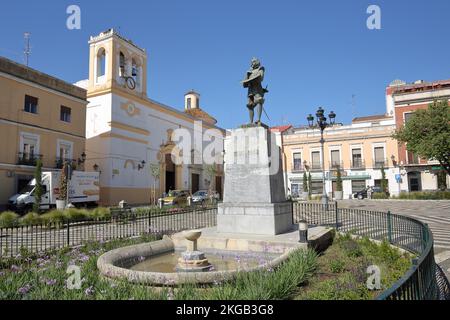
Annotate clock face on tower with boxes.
[126,77,136,90]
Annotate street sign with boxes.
[395,174,402,183]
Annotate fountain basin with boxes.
[97,226,333,286]
[97,235,296,286]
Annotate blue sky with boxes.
[1,0,450,129]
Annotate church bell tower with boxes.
[87,29,148,99]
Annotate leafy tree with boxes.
[58,162,68,202]
[33,158,43,213]
[308,172,312,197]
[437,170,447,191]
[336,166,343,192]
[393,100,450,175]
[380,166,388,195]
[205,165,218,204]
[303,172,308,194]
[149,163,161,205]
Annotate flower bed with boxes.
[296,234,412,300]
[0,232,412,300]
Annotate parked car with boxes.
[159,190,190,206]
[191,190,220,206]
[353,186,389,200]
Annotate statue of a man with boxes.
[241,58,268,125]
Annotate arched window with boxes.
[96,48,106,81]
[132,58,140,87]
[119,52,126,77]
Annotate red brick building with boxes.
[386,79,450,191]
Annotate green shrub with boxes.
[203,249,318,300]
[0,211,19,228]
[63,208,89,221]
[302,274,371,300]
[40,210,65,225]
[89,207,111,219]
[20,212,42,226]
[372,193,389,200]
[329,259,345,273]
[394,191,450,200]
[336,167,343,192]
[338,238,363,258]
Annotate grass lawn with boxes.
[0,233,412,300]
[295,234,413,300]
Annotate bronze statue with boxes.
[241,58,269,125]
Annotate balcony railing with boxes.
[351,159,366,170]
[17,153,43,166]
[55,158,78,170]
[310,163,323,171]
[291,163,305,173]
[373,159,389,169]
[329,161,344,170]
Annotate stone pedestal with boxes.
[218,125,293,235]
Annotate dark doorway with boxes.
[408,172,422,192]
[215,176,222,199]
[165,154,176,193]
[191,174,200,194]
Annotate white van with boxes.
[8,171,100,213]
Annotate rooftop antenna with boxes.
[24,32,31,67]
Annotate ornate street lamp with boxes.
[307,107,337,206]
[138,160,146,171]
[77,152,87,166]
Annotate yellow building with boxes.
[275,114,400,199]
[0,57,87,210]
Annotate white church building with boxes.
[76,29,224,206]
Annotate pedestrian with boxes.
[367,186,373,199]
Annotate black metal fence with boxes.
[293,201,450,300]
[0,207,217,258]
[1,201,449,300]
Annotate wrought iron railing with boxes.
[55,157,78,170]
[351,159,366,169]
[291,163,305,173]
[17,153,42,166]
[0,207,217,258]
[373,159,389,169]
[293,201,450,300]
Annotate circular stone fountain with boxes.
[176,230,212,272]
[96,231,298,286]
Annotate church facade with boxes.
[77,29,224,206]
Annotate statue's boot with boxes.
[248,107,254,124]
[256,104,263,125]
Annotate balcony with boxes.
[407,152,421,165]
[373,159,389,169]
[310,162,323,171]
[329,161,344,171]
[351,159,366,170]
[17,153,43,166]
[291,163,305,173]
[55,157,78,170]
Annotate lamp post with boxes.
[307,107,336,206]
